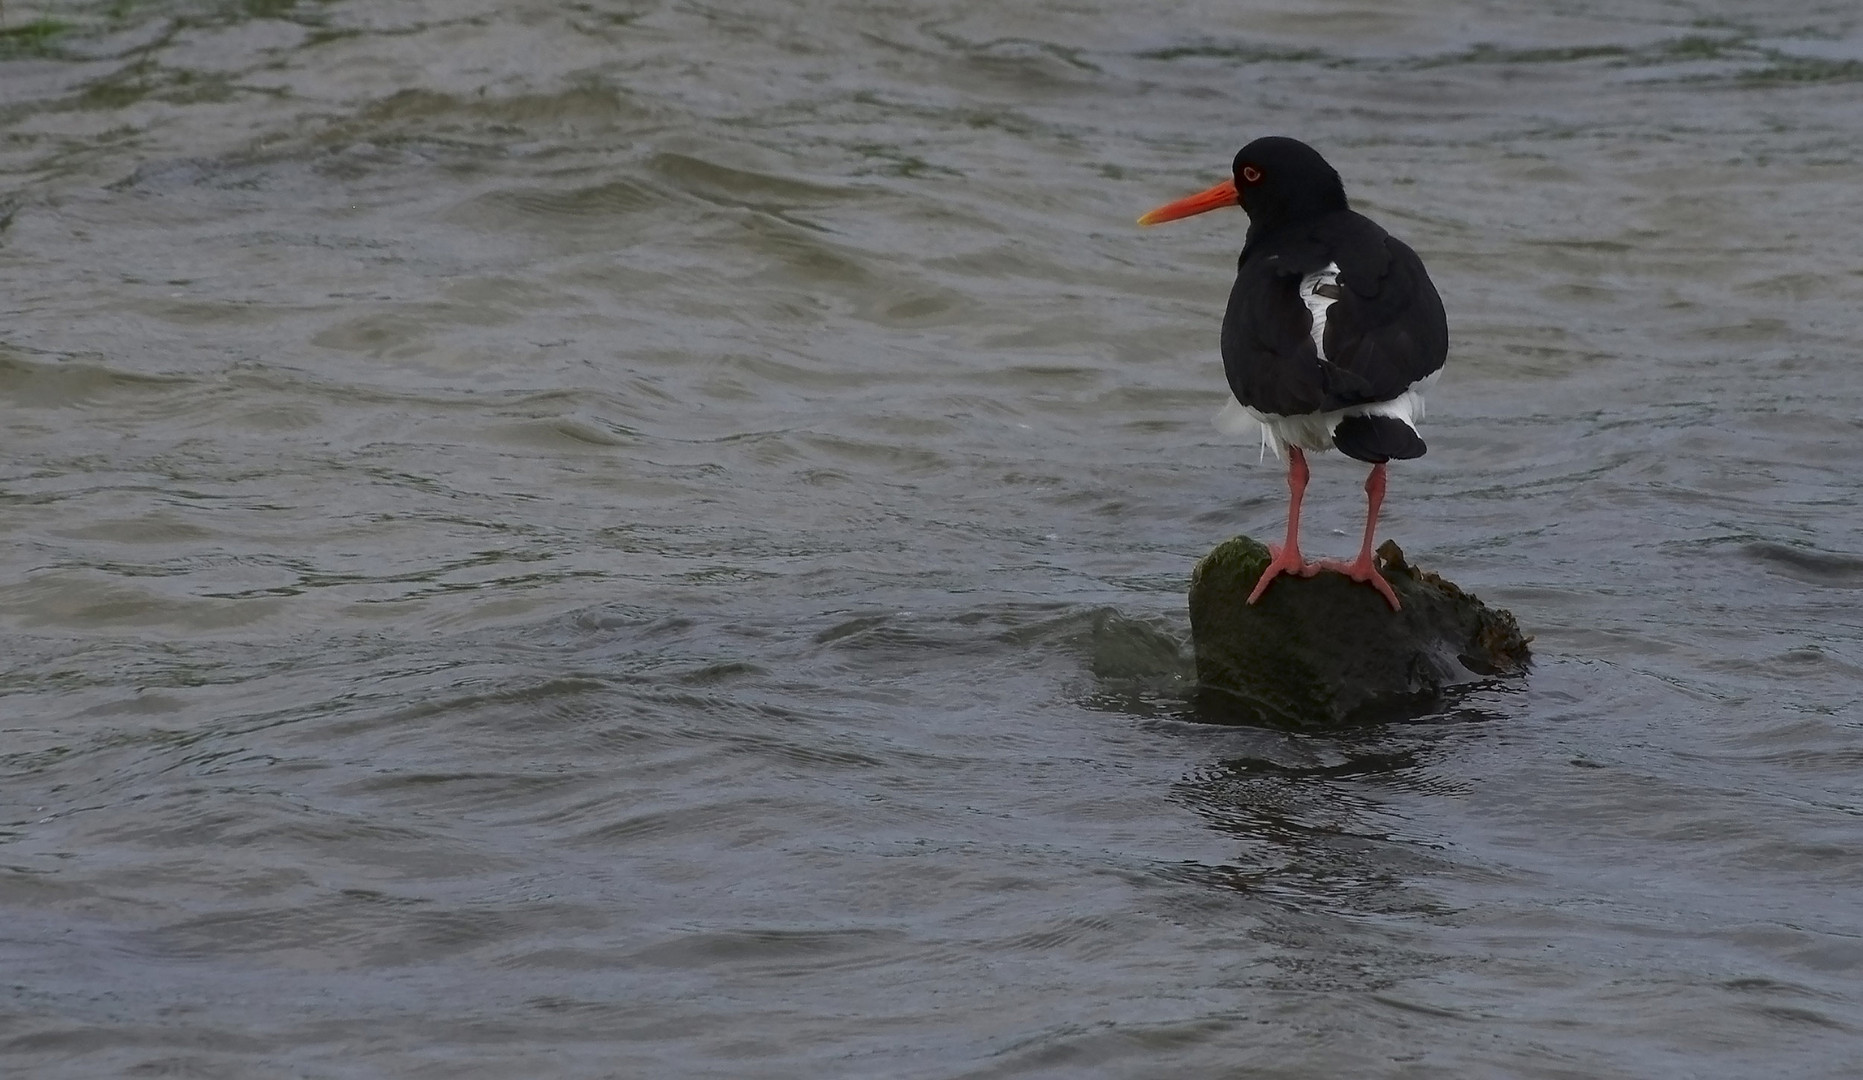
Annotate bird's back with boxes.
[1221,209,1446,419]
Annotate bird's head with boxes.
[1138,136,1348,233]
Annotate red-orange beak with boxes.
[1137,178,1240,226]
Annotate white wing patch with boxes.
[1298,262,1344,361]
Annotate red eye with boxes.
[1241,166,1262,183]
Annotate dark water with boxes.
[4,1,1863,1076]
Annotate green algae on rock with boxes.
[1188,536,1530,727]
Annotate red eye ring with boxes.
[1241,166,1262,183]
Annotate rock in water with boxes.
[1188,536,1530,727]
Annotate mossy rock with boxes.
[1188,536,1529,727]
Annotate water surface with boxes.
[4,1,1863,1076]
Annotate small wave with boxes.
[1743,541,1863,587]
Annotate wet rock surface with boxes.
[1189,536,1531,727]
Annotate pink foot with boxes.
[1246,543,1321,604]
[1313,554,1402,611]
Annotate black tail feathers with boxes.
[1332,415,1426,464]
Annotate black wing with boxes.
[1220,210,1447,417]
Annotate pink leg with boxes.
[1247,447,1321,604]
[1316,463,1401,611]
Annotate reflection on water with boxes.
[3,0,1863,1076]
[1165,713,1485,912]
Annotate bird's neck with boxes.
[1242,204,1350,262]
[1243,184,1350,248]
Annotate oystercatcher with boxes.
[1139,136,1447,611]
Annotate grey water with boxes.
[3,1,1862,1076]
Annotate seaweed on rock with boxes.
[1188,536,1530,728]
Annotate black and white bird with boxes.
[1139,136,1448,610]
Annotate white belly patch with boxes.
[1215,372,1438,461]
